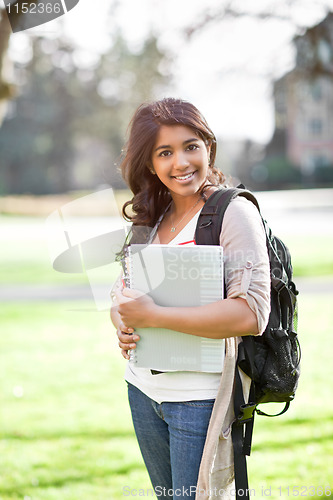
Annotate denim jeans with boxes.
[127,382,215,500]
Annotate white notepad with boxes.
[126,244,225,373]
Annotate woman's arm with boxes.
[113,196,270,352]
[115,288,258,339]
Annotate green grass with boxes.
[1,214,333,499]
[0,295,333,499]
[247,293,333,498]
[0,303,151,500]
[284,235,333,277]
[0,216,123,285]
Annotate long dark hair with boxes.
[120,97,225,228]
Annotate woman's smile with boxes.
[171,171,197,182]
[152,124,211,198]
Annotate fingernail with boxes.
[133,335,140,341]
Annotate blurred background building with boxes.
[235,12,333,190]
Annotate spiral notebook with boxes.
[125,244,225,373]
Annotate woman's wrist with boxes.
[146,304,164,329]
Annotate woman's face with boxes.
[151,125,211,199]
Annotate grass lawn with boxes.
[1,214,333,499]
[284,235,333,277]
[0,302,149,500]
[0,294,333,500]
[0,216,122,286]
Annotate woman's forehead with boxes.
[154,124,200,146]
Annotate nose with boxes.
[174,151,190,170]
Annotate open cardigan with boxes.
[195,337,250,499]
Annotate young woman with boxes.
[111,98,270,500]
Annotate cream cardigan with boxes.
[196,196,270,499]
[195,337,249,499]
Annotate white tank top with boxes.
[124,210,222,404]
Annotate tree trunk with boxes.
[0,9,15,124]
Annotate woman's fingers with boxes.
[119,334,139,360]
[118,337,137,350]
[117,322,140,359]
[121,349,130,360]
[117,330,140,344]
[120,324,134,335]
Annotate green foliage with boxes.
[0,38,77,194]
[250,156,302,190]
[0,32,170,195]
[312,164,333,184]
[249,156,333,192]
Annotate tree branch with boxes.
[184,0,331,38]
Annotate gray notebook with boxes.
[126,244,225,373]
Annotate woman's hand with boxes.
[116,321,140,360]
[115,288,159,329]
[114,288,157,360]
[111,285,155,361]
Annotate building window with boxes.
[318,39,332,66]
[309,118,322,136]
[310,81,322,101]
[313,154,331,168]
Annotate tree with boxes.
[0,32,169,194]
[0,2,41,123]
[0,10,15,110]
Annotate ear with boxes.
[206,141,212,165]
[147,162,156,175]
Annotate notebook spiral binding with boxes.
[121,246,137,363]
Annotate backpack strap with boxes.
[195,187,260,246]
[195,186,261,500]
[232,368,256,500]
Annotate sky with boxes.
[5,0,333,143]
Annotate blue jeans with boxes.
[127,382,215,500]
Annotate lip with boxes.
[171,171,196,182]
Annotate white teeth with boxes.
[174,172,194,180]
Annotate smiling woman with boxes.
[152,125,210,193]
[120,98,223,229]
[110,97,270,500]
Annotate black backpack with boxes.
[195,186,300,500]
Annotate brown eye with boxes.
[159,150,171,157]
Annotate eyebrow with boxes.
[154,138,199,152]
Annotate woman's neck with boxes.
[170,194,202,218]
